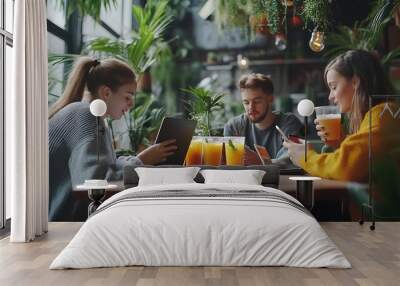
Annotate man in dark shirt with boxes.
[224,73,303,165]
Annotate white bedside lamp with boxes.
[79,99,108,216]
[297,99,315,162]
[90,99,107,164]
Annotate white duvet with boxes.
[50,183,351,269]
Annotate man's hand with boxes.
[244,146,263,165]
[137,139,177,165]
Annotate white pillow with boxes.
[200,169,265,185]
[135,167,200,186]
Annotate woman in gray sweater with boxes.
[49,57,176,221]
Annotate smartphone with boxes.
[288,135,302,144]
[254,144,271,165]
[275,125,289,142]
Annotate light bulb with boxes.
[309,28,325,52]
[237,54,249,69]
[90,99,107,117]
[275,34,287,51]
[281,0,294,6]
[297,99,315,117]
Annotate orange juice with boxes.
[204,142,223,166]
[225,138,245,165]
[185,139,203,165]
[317,114,341,141]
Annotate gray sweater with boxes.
[49,102,142,221]
[224,111,303,159]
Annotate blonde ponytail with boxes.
[49,57,135,119]
[49,57,98,118]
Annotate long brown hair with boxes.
[49,57,136,118]
[324,50,391,133]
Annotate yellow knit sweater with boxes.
[299,103,400,182]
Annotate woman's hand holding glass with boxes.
[137,139,177,165]
[314,118,344,149]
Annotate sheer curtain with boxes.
[6,0,48,242]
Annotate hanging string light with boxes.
[275,33,287,51]
[309,27,325,52]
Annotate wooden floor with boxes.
[1,222,399,286]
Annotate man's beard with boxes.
[248,109,269,123]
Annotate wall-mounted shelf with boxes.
[204,58,327,71]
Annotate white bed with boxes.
[50,183,351,269]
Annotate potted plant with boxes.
[182,87,225,136]
[49,0,173,155]
[56,0,118,20]
[325,0,400,66]
[115,92,165,155]
[85,0,173,75]
[83,0,172,153]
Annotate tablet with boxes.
[154,117,197,165]
[254,144,271,165]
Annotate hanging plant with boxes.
[301,0,330,31]
[215,0,250,30]
[56,0,118,21]
[325,0,400,66]
[259,0,284,34]
[249,13,270,35]
[211,0,331,35]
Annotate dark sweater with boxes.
[223,111,303,159]
[49,102,142,221]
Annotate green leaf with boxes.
[58,0,118,21]
[381,47,400,66]
[324,0,397,60]
[228,139,237,151]
[181,87,225,136]
[52,0,173,154]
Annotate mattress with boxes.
[50,183,351,269]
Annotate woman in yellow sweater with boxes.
[284,50,400,182]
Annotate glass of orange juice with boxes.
[224,137,245,166]
[203,137,223,166]
[315,106,341,142]
[185,136,204,166]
